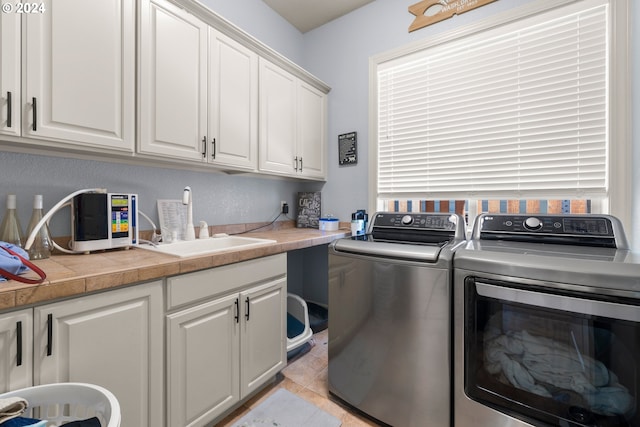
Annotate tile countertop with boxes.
[0,222,350,311]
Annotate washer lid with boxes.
[332,238,443,262]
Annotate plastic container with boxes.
[307,301,328,332]
[0,382,121,427]
[286,293,312,354]
[319,217,339,231]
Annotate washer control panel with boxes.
[479,215,614,237]
[373,212,458,231]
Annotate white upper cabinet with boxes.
[22,0,135,151]
[138,2,259,171]
[297,81,327,179]
[0,11,20,137]
[138,0,208,161]
[258,59,297,176]
[1,0,328,177]
[259,59,327,180]
[208,28,258,171]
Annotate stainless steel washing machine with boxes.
[454,214,640,427]
[328,212,466,427]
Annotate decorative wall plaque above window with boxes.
[409,0,498,32]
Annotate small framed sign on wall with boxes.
[338,132,358,165]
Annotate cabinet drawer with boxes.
[166,254,286,310]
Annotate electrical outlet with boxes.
[281,201,288,214]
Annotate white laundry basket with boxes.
[0,382,121,427]
[286,293,313,354]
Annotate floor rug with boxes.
[231,388,341,427]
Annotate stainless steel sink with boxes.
[137,235,276,258]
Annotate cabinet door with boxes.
[34,281,164,427]
[0,309,32,393]
[208,29,258,171]
[23,0,135,151]
[138,0,208,161]
[240,277,286,397]
[297,81,327,179]
[167,294,240,427]
[258,59,297,176]
[0,11,20,137]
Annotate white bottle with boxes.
[0,194,25,247]
[25,195,52,259]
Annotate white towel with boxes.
[0,397,28,424]
[483,328,634,416]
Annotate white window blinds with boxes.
[377,0,609,199]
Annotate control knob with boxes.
[401,215,414,225]
[524,217,543,231]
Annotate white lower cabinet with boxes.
[167,293,240,427]
[0,308,32,393]
[239,280,287,397]
[0,255,287,427]
[33,281,164,427]
[166,254,287,427]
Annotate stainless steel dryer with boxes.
[329,212,466,427]
[454,214,640,427]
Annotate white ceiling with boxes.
[262,0,375,33]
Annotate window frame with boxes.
[368,0,631,233]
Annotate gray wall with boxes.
[0,152,322,237]
[200,0,304,64]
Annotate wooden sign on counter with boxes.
[409,0,498,32]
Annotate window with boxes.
[371,0,630,230]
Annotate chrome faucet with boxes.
[182,186,196,241]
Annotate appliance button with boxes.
[524,217,542,230]
[401,215,414,225]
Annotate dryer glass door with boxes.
[463,277,640,427]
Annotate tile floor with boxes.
[217,329,382,426]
